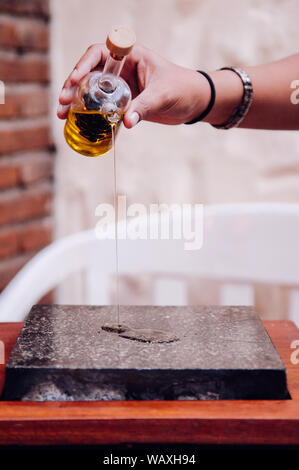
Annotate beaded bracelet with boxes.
[212,67,253,130]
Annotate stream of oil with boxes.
[106,124,179,344]
[112,124,120,326]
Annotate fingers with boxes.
[57,103,71,120]
[57,85,75,118]
[59,85,76,105]
[70,43,106,85]
[57,44,107,119]
[124,111,140,128]
[123,88,154,128]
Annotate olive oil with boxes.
[63,26,135,158]
[64,109,122,157]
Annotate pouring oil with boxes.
[64,25,135,157]
[111,125,120,325]
[63,26,135,322]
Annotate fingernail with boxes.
[57,104,67,116]
[129,112,140,127]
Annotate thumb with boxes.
[123,88,153,128]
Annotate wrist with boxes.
[202,69,244,125]
[185,70,212,122]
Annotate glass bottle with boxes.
[64,26,136,157]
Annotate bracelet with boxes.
[212,67,253,130]
[185,70,216,124]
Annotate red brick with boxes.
[0,0,52,291]
[0,217,52,259]
[0,152,53,189]
[21,218,52,252]
[0,0,49,19]
[0,252,32,290]
[0,121,51,155]
[18,152,53,184]
[0,16,49,51]
[0,52,49,83]
[0,162,19,189]
[0,226,18,258]
[0,85,49,118]
[0,183,52,225]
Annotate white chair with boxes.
[0,203,299,325]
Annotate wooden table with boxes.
[0,321,298,446]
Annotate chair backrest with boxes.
[0,203,299,323]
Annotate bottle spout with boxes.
[106,26,136,59]
[99,73,119,93]
[99,26,136,93]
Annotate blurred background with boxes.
[1,0,299,322]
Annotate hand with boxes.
[57,43,211,128]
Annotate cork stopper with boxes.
[106,26,136,59]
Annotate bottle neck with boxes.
[99,54,125,93]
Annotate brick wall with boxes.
[0,0,53,298]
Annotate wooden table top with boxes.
[0,320,298,446]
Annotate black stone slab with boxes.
[1,305,290,401]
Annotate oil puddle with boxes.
[101,324,179,344]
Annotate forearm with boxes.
[203,53,299,130]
